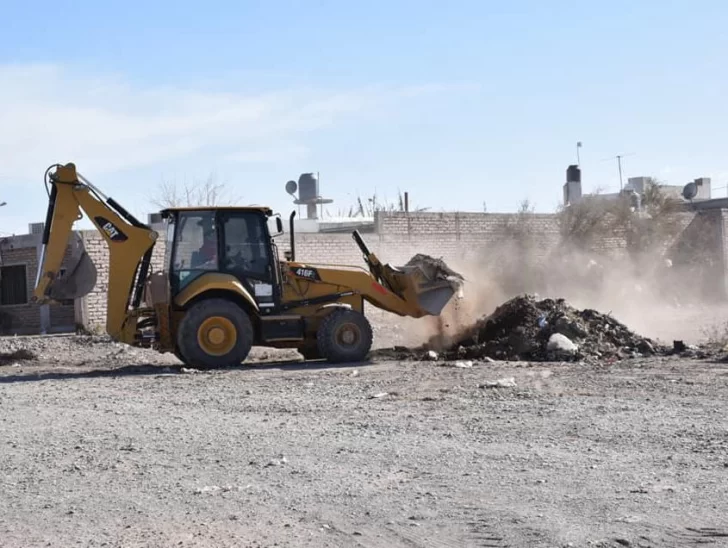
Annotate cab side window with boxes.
[172,211,218,272]
[222,213,270,279]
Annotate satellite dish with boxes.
[682,182,697,201]
[285,180,298,196]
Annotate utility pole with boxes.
[617,155,624,190]
[603,153,635,191]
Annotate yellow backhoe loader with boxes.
[33,163,464,369]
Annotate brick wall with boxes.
[0,236,77,335]
[79,230,167,330]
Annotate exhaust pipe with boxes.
[289,211,296,261]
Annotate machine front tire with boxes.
[177,298,254,369]
[317,308,373,363]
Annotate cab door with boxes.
[219,211,279,310]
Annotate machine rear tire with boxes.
[177,298,254,369]
[317,308,373,363]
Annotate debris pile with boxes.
[414,295,662,362]
[404,254,464,285]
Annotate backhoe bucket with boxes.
[396,254,465,316]
[49,251,98,301]
[43,233,98,301]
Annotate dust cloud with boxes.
[391,239,728,349]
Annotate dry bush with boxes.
[557,194,620,251]
[152,174,240,209]
[556,178,683,258]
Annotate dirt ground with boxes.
[1,335,727,548]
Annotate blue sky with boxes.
[1,0,726,234]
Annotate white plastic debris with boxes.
[453,360,473,368]
[547,333,578,354]
[425,350,438,361]
[370,392,389,399]
[481,377,517,389]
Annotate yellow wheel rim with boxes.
[197,316,237,356]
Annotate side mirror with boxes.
[269,214,284,237]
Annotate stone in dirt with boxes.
[480,377,517,389]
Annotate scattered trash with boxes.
[180,367,201,375]
[425,350,439,361]
[370,392,389,399]
[452,360,473,368]
[480,377,517,389]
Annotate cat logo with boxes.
[292,266,320,281]
[94,216,128,242]
[103,222,119,239]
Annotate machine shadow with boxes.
[0,358,376,384]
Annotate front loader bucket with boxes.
[48,250,98,301]
[396,254,465,316]
[414,283,462,316]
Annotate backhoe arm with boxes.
[34,163,158,340]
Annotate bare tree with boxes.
[151,174,240,209]
[517,198,535,214]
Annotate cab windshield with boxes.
[170,211,218,291]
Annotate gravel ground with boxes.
[1,335,727,547]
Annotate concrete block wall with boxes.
[76,208,728,332]
[667,209,727,299]
[277,213,564,268]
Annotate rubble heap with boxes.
[429,294,661,362]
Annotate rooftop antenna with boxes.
[576,141,582,167]
[602,152,636,191]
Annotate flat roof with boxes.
[161,206,273,215]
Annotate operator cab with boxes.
[160,207,285,309]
